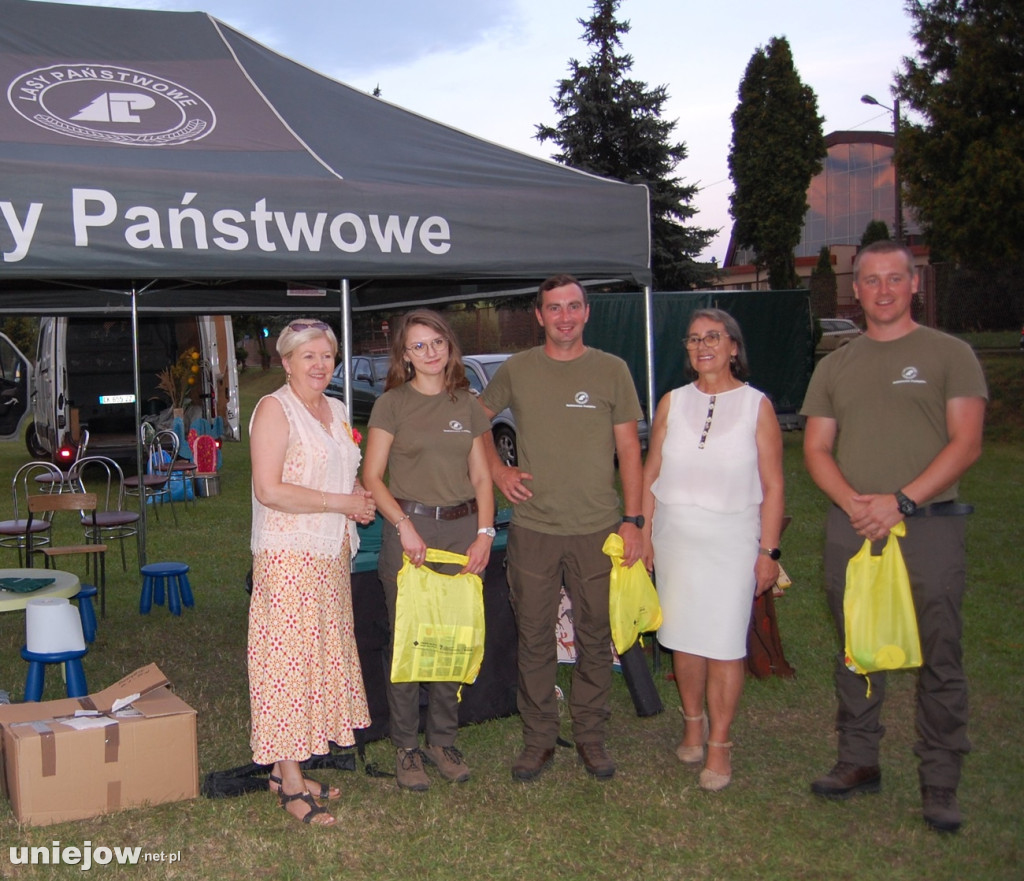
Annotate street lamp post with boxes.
[861,94,903,244]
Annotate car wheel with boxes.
[493,425,518,468]
[25,422,47,459]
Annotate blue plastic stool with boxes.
[21,646,88,701]
[140,562,194,616]
[74,584,98,643]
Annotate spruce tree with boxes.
[536,0,716,290]
[728,36,826,289]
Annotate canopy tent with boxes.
[0,0,651,309]
[0,0,654,564]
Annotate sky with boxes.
[36,0,921,264]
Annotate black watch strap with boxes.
[622,515,645,529]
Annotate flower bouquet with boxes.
[156,348,203,413]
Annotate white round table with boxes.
[0,568,80,613]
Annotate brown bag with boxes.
[746,589,796,679]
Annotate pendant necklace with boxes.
[294,389,330,434]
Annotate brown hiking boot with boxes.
[576,742,615,779]
[395,748,429,791]
[511,746,555,781]
[423,744,471,783]
[921,785,962,833]
[810,761,881,799]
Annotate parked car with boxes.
[462,353,649,468]
[325,355,390,422]
[462,354,519,466]
[816,317,862,354]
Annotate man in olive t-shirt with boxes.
[801,241,987,834]
[480,274,643,782]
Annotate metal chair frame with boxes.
[26,492,108,617]
[124,429,179,525]
[68,456,141,572]
[0,461,64,565]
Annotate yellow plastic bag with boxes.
[603,533,663,655]
[390,548,485,685]
[843,521,922,692]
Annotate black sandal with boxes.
[278,789,334,825]
[269,773,339,801]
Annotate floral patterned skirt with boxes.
[247,545,370,764]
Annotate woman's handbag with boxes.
[603,533,663,655]
[843,521,922,692]
[390,548,485,685]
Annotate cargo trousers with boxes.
[823,504,971,789]
[506,524,615,750]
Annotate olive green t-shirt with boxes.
[800,326,987,501]
[369,384,491,506]
[481,346,643,535]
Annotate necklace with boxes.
[294,389,330,434]
[697,394,716,449]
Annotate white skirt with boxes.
[652,501,759,660]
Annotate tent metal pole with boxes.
[131,286,148,567]
[643,284,656,424]
[642,282,659,672]
[340,279,353,425]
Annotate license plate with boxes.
[98,394,135,405]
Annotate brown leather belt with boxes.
[395,498,478,521]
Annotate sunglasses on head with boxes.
[288,321,330,332]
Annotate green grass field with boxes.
[0,355,1020,881]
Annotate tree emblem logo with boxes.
[8,64,216,146]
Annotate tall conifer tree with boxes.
[728,36,825,289]
[536,0,716,290]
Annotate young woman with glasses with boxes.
[362,309,495,791]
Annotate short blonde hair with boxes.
[276,319,338,359]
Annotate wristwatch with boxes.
[759,547,782,561]
[477,526,497,538]
[895,490,918,517]
[621,515,645,529]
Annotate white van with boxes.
[0,315,239,461]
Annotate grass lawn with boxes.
[0,358,1020,881]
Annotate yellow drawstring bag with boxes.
[603,533,663,655]
[843,521,922,695]
[390,548,485,686]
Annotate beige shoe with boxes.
[698,741,733,791]
[675,708,709,765]
[423,744,471,783]
[395,748,430,791]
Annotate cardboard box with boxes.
[0,664,198,826]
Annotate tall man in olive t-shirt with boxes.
[480,274,644,781]
[801,241,987,833]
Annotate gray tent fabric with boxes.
[0,0,650,302]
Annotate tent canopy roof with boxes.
[0,0,651,308]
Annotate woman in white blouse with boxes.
[641,309,784,791]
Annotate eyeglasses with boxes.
[684,331,729,349]
[406,338,448,357]
[288,321,329,332]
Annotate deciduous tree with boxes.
[536,0,716,290]
[895,0,1024,266]
[728,36,826,289]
